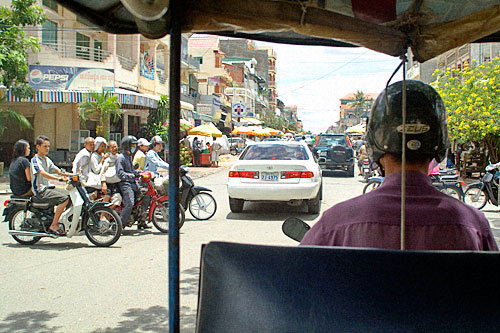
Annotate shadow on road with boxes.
[181,266,200,296]
[322,170,353,178]
[92,305,197,333]
[0,310,61,333]
[1,241,106,251]
[226,202,319,222]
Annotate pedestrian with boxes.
[9,139,32,197]
[193,137,201,167]
[300,80,498,251]
[211,136,221,167]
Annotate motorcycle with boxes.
[363,170,465,201]
[464,163,499,210]
[282,216,310,242]
[179,165,217,220]
[115,171,186,232]
[2,175,122,247]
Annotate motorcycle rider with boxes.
[145,135,169,176]
[301,80,498,251]
[116,135,140,229]
[31,135,72,236]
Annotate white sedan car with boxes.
[227,141,322,214]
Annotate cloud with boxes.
[257,42,402,133]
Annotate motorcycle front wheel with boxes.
[8,207,41,245]
[464,187,488,210]
[85,206,122,247]
[189,192,217,220]
[439,187,462,201]
[363,180,381,194]
[151,202,185,233]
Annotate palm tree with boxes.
[349,90,368,125]
[78,91,122,139]
[0,102,33,136]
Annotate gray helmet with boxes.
[121,135,138,153]
[366,80,450,163]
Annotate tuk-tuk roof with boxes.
[55,0,500,61]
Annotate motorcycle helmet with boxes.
[121,135,138,153]
[365,80,450,164]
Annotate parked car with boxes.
[313,133,355,176]
[227,142,322,214]
[263,138,281,141]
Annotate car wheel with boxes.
[229,197,244,213]
[307,191,321,214]
[347,165,355,177]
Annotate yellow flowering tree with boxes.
[432,58,500,163]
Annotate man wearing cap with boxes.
[301,80,497,251]
[133,138,150,171]
[145,135,169,176]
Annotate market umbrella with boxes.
[189,123,222,137]
[345,123,366,134]
[232,126,250,135]
[284,133,293,137]
[180,119,194,131]
[263,127,279,136]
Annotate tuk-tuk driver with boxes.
[301,80,498,251]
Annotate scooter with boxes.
[464,162,499,210]
[179,165,217,220]
[2,175,122,247]
[115,171,186,232]
[282,216,310,242]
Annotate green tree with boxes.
[146,95,169,142]
[431,58,500,162]
[78,91,122,140]
[348,90,368,125]
[0,0,46,134]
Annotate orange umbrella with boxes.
[284,133,293,137]
[232,126,250,135]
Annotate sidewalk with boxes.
[0,154,239,195]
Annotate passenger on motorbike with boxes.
[72,137,94,182]
[99,140,122,209]
[88,137,110,200]
[9,139,33,197]
[116,135,141,229]
[133,138,150,171]
[301,80,498,251]
[31,135,73,236]
[145,135,169,177]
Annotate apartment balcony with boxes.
[268,81,276,87]
[182,56,200,73]
[117,54,137,71]
[41,42,112,63]
[269,65,276,73]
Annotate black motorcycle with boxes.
[464,163,499,210]
[179,165,217,220]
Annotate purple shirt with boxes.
[301,171,498,251]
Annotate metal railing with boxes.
[41,42,111,62]
[116,55,137,71]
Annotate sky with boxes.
[255,42,403,133]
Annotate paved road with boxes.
[0,167,499,332]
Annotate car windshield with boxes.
[240,144,309,160]
[316,136,346,147]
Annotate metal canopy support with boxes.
[168,1,182,331]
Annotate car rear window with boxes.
[316,136,346,147]
[241,144,309,160]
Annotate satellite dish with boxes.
[120,0,169,21]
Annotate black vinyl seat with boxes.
[197,242,500,332]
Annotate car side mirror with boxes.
[318,157,326,164]
[134,163,140,170]
[282,217,311,242]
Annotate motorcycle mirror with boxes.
[318,157,326,164]
[282,217,311,242]
[134,163,140,170]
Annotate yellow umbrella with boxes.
[232,126,250,135]
[189,123,222,137]
[284,133,293,137]
[263,127,279,136]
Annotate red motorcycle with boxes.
[106,171,185,233]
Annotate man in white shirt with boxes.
[72,137,95,181]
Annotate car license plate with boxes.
[320,151,327,156]
[261,172,279,181]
